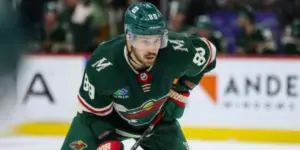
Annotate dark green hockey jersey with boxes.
[77,31,216,136]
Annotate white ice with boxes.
[0,136,300,150]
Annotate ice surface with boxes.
[0,136,300,150]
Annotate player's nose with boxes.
[148,46,159,53]
[148,48,156,53]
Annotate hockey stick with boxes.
[130,111,164,150]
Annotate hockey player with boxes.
[61,2,216,150]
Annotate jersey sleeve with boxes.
[184,36,217,77]
[77,54,119,117]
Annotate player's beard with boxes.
[131,46,157,67]
[143,52,157,65]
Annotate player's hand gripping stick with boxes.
[130,111,165,150]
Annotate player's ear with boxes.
[126,32,133,45]
[125,33,133,52]
[126,33,130,41]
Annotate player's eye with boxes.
[154,38,161,43]
[141,40,151,45]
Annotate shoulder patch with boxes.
[91,57,113,72]
[167,31,191,52]
[169,40,188,52]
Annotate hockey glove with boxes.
[162,74,203,121]
[162,88,190,121]
[97,140,124,150]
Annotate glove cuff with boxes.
[168,89,190,108]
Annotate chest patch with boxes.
[113,95,168,126]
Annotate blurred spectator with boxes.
[89,0,111,49]
[31,2,72,53]
[19,0,298,55]
[167,0,191,32]
[102,0,128,37]
[281,19,300,55]
[192,15,226,53]
[59,0,108,52]
[235,5,276,54]
[168,12,190,33]
[19,0,58,25]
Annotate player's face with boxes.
[132,35,161,66]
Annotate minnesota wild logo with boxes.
[114,96,168,126]
[69,140,87,150]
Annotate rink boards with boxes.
[11,54,300,143]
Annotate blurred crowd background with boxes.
[17,0,300,55]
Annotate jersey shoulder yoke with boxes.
[85,35,126,90]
